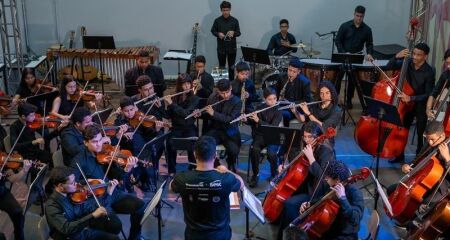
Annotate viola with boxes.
[290,168,370,239]
[96,144,151,167]
[262,127,336,223]
[128,111,172,129]
[27,114,63,129]
[70,179,109,204]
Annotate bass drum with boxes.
[262,69,283,89]
[353,60,392,82]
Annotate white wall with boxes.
[22,0,411,76]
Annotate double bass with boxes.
[354,18,419,158]
[289,168,370,239]
[262,127,336,222]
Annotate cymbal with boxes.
[303,50,321,56]
[290,43,308,48]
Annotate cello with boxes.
[354,18,419,158]
[289,168,370,239]
[262,127,336,223]
[407,198,450,240]
[386,137,449,225]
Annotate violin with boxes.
[33,79,58,95]
[96,144,151,167]
[27,114,63,129]
[128,111,172,129]
[0,152,24,170]
[0,96,12,115]
[69,89,112,103]
[70,179,108,204]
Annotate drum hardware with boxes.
[316,31,338,55]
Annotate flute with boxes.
[185,99,226,120]
[277,100,326,110]
[134,93,157,105]
[230,102,281,124]
[143,89,192,106]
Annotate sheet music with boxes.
[242,186,266,224]
[163,51,192,60]
[140,180,167,225]
[229,192,240,210]
[370,170,393,216]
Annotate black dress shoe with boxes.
[249,176,258,188]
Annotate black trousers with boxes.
[166,127,198,174]
[218,52,236,81]
[111,190,145,240]
[0,191,24,240]
[205,129,240,170]
[276,193,310,240]
[250,135,279,177]
[403,104,427,156]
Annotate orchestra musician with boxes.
[387,43,436,163]
[124,50,166,97]
[231,61,258,113]
[164,73,199,175]
[245,87,282,187]
[426,49,450,119]
[298,160,364,240]
[276,121,335,240]
[277,59,312,127]
[0,160,33,240]
[211,1,241,82]
[335,5,374,108]
[267,19,297,56]
[45,166,122,240]
[170,136,244,240]
[191,55,215,100]
[193,79,243,173]
[69,125,145,240]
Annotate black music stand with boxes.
[83,36,116,107]
[364,96,402,209]
[241,47,271,83]
[92,108,113,125]
[26,90,59,115]
[242,186,266,240]
[23,164,48,216]
[140,180,167,240]
[331,53,364,127]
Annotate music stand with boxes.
[26,90,59,115]
[23,164,48,216]
[241,47,271,83]
[242,186,266,240]
[364,96,402,209]
[331,53,364,127]
[92,108,113,125]
[83,36,116,107]
[140,180,167,240]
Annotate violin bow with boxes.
[67,80,91,119]
[75,162,109,220]
[131,98,158,136]
[32,62,56,97]
[369,60,404,95]
[93,103,108,138]
[102,130,125,182]
[0,125,26,173]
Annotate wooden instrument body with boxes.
[299,199,340,239]
[407,200,450,240]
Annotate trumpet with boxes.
[230,102,281,124]
[143,89,192,106]
[277,100,326,110]
[185,99,226,120]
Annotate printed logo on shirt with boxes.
[210,180,222,188]
[212,196,221,203]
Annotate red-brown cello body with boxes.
[407,199,450,240]
[262,128,336,223]
[444,105,450,137]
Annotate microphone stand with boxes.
[98,41,106,108]
[316,31,337,54]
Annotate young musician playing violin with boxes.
[10,103,67,166]
[276,121,335,240]
[69,125,145,240]
[45,166,122,240]
[170,136,244,240]
[231,61,258,113]
[277,59,312,127]
[244,87,282,187]
[164,73,199,175]
[0,159,33,240]
[298,160,364,240]
[51,75,103,120]
[387,43,436,163]
[426,49,450,119]
[193,78,243,173]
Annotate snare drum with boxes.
[301,58,342,94]
[211,67,229,83]
[262,69,282,89]
[353,60,391,82]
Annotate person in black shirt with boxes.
[299,160,364,240]
[245,87,282,187]
[164,73,199,175]
[277,59,312,127]
[267,19,297,56]
[211,1,241,81]
[170,136,243,240]
[10,103,66,166]
[193,79,243,172]
[70,125,145,240]
[335,5,374,108]
[0,160,32,240]
[387,43,436,162]
[124,49,166,97]
[45,166,121,240]
[276,121,335,240]
[426,49,450,119]
[231,61,258,113]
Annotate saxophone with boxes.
[240,80,246,115]
[280,80,288,100]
